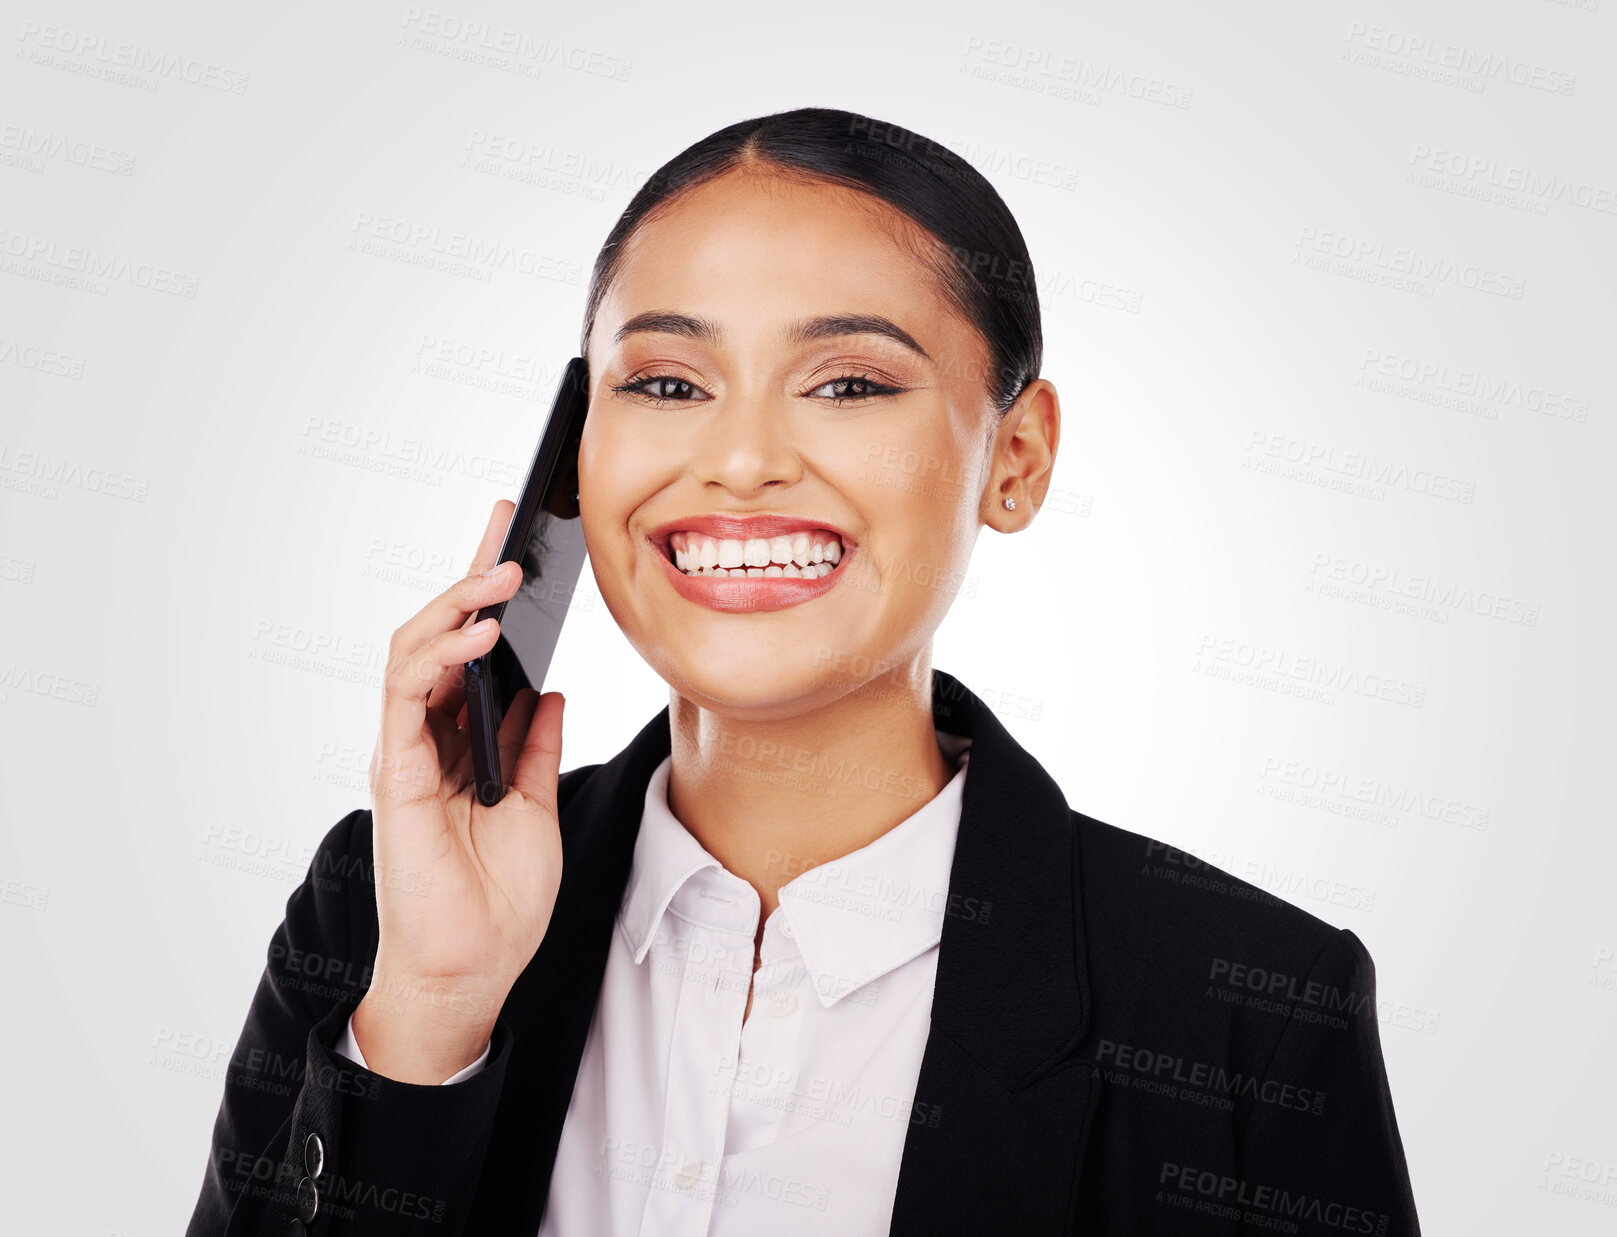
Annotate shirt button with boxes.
[674,1161,703,1190]
[778,916,795,941]
[769,990,798,1017]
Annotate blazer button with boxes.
[304,1131,325,1179]
[296,1175,320,1224]
[286,1222,307,1237]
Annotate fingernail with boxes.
[477,562,506,578]
[467,618,494,633]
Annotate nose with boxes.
[691,386,803,497]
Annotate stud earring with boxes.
[1003,497,1017,510]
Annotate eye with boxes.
[609,373,711,405]
[806,374,905,405]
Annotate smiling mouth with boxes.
[666,529,845,578]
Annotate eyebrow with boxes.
[613,311,931,362]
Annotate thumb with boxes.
[506,691,565,820]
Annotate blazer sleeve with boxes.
[1233,928,1421,1235]
[184,807,513,1237]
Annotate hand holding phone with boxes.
[465,357,590,806]
[352,361,588,1084]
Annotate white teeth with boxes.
[669,529,846,577]
[680,559,833,579]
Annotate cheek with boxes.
[578,415,654,554]
[849,424,979,544]
[894,503,973,610]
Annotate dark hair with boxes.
[579,106,1042,419]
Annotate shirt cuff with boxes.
[336,1011,492,1085]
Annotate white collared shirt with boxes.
[339,730,972,1236]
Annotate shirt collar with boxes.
[617,754,737,964]
[617,731,973,1008]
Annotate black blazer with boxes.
[187,669,1420,1235]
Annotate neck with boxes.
[664,653,953,925]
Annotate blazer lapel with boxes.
[466,705,675,1235]
[462,668,1099,1234]
[889,670,1100,1236]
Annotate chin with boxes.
[641,643,850,718]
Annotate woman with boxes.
[187,107,1420,1236]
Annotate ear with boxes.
[980,378,1060,530]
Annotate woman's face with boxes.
[579,167,1023,719]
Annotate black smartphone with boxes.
[464,355,590,806]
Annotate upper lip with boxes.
[647,513,858,555]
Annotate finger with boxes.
[495,687,541,796]
[469,499,516,577]
[377,617,504,795]
[400,501,520,709]
[427,501,519,719]
[391,557,520,688]
[425,653,467,722]
[438,685,521,797]
[428,649,503,779]
[424,668,468,768]
[506,691,565,819]
[439,701,482,794]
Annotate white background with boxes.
[1,1,1613,1232]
